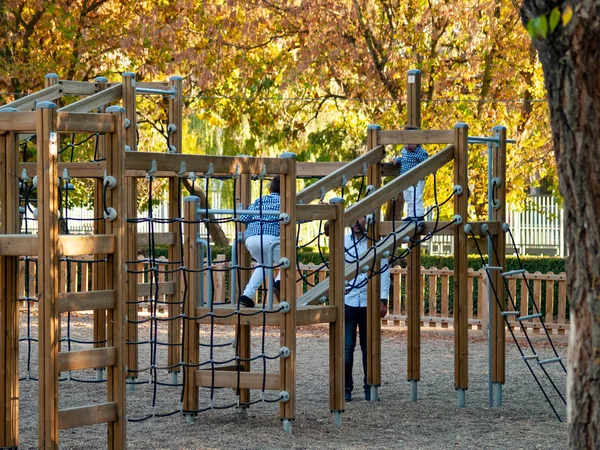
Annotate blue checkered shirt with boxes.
[395,145,429,175]
[240,193,281,239]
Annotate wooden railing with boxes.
[18,257,570,334]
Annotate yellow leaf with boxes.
[562,5,573,26]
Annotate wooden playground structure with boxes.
[0,70,514,448]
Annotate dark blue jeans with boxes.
[345,305,368,395]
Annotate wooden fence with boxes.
[17,256,570,334]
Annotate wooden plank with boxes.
[0,85,63,111]
[428,271,437,316]
[296,305,337,325]
[137,232,175,246]
[59,403,117,430]
[125,152,290,175]
[296,145,385,205]
[58,347,117,372]
[58,290,115,313]
[196,370,280,391]
[453,123,469,391]
[378,129,455,145]
[57,112,114,133]
[296,204,337,221]
[137,281,176,297]
[58,235,114,256]
[58,84,122,113]
[195,306,282,326]
[344,145,454,227]
[0,235,37,255]
[378,220,500,237]
[19,161,106,178]
[0,111,37,132]
[557,278,566,335]
[545,277,555,325]
[57,80,100,95]
[36,104,60,448]
[137,81,169,89]
[296,161,399,178]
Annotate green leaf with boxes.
[549,7,560,32]
[537,15,548,39]
[526,19,537,39]
[562,5,573,26]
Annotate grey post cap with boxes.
[454,122,468,129]
[329,197,344,204]
[94,76,109,83]
[36,102,57,109]
[408,69,421,75]
[184,195,200,203]
[122,72,136,78]
[367,124,382,130]
[106,106,126,113]
[0,107,19,112]
[169,76,183,81]
[280,152,296,159]
[44,73,59,80]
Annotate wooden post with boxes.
[182,196,200,417]
[93,77,109,354]
[279,153,297,427]
[167,76,183,375]
[36,101,60,449]
[235,170,252,407]
[366,124,382,396]
[328,198,345,415]
[491,126,507,389]
[44,73,60,107]
[121,73,137,153]
[453,123,469,401]
[406,70,422,390]
[105,105,128,448]
[0,125,20,447]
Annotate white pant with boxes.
[403,180,425,218]
[242,234,281,299]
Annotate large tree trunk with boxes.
[520,2,600,448]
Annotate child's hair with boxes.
[270,176,280,194]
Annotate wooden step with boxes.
[58,290,115,313]
[59,402,117,430]
[196,369,279,391]
[58,347,116,372]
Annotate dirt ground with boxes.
[17,313,568,449]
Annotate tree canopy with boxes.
[1,0,555,218]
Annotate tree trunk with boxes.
[520,2,600,448]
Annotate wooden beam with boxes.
[296,145,385,205]
[59,403,117,430]
[195,370,280,391]
[137,232,175,246]
[195,306,282,326]
[58,290,115,313]
[297,161,399,178]
[58,347,117,372]
[0,111,36,132]
[296,204,337,222]
[19,162,106,179]
[0,85,63,111]
[0,235,37,256]
[124,152,290,175]
[344,145,454,226]
[57,112,114,133]
[377,129,455,145]
[58,80,101,95]
[58,235,115,256]
[58,85,122,113]
[378,220,500,237]
[296,305,338,325]
[137,281,176,297]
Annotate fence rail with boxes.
[18,256,569,334]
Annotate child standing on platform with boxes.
[393,126,429,221]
